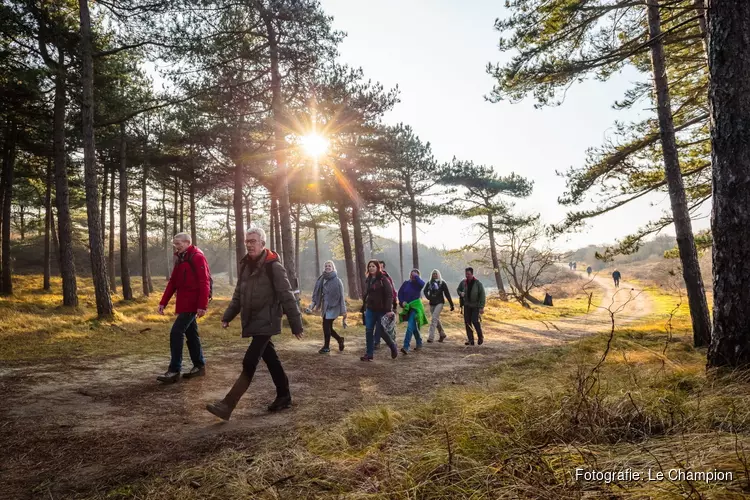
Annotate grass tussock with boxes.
[90,288,750,499]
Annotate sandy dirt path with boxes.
[0,273,653,498]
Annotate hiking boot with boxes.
[318,347,330,354]
[268,395,292,412]
[182,365,206,379]
[206,400,234,421]
[400,347,409,356]
[390,344,399,359]
[338,338,345,352]
[438,335,446,343]
[478,337,484,346]
[157,371,181,383]
[427,339,434,343]
[360,354,373,362]
[464,341,474,346]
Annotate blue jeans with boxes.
[365,309,393,357]
[402,310,422,350]
[168,312,205,372]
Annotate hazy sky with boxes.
[320,0,711,251]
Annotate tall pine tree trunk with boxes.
[43,158,52,291]
[294,203,301,286]
[409,199,419,270]
[313,224,320,278]
[263,13,296,286]
[179,182,184,233]
[53,49,77,307]
[268,197,275,251]
[398,218,404,284]
[109,169,117,292]
[351,204,366,298]
[51,210,60,270]
[233,164,245,270]
[706,0,750,368]
[101,163,107,247]
[172,177,178,236]
[487,214,508,300]
[79,0,113,315]
[337,203,359,299]
[647,0,711,347]
[119,123,133,300]
[226,202,234,286]
[244,189,253,228]
[141,162,150,296]
[162,185,169,280]
[189,182,197,246]
[0,119,15,295]
[368,226,374,258]
[272,197,282,257]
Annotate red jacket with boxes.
[160,245,210,313]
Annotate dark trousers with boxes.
[614,278,620,287]
[322,318,342,349]
[464,306,483,344]
[168,312,205,372]
[242,336,290,397]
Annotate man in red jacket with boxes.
[156,233,210,383]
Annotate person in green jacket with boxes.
[457,267,486,345]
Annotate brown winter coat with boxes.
[361,273,394,313]
[222,249,303,337]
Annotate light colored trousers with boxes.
[428,303,446,341]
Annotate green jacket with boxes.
[457,278,486,309]
[399,299,428,328]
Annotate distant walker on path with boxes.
[612,269,621,288]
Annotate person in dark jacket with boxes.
[156,233,210,383]
[457,267,486,346]
[398,269,427,354]
[612,269,621,288]
[360,260,398,361]
[586,266,592,277]
[423,269,455,343]
[373,260,398,347]
[206,227,303,421]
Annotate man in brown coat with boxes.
[206,226,303,421]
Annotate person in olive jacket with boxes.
[206,226,303,421]
[456,267,486,346]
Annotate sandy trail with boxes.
[0,273,653,498]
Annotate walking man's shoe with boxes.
[268,395,292,412]
[183,365,206,379]
[157,371,181,383]
[206,400,233,421]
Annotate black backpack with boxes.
[185,252,213,302]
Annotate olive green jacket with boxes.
[222,249,303,337]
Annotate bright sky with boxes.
[320,0,711,251]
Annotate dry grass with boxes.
[0,275,336,363]
[80,286,750,499]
